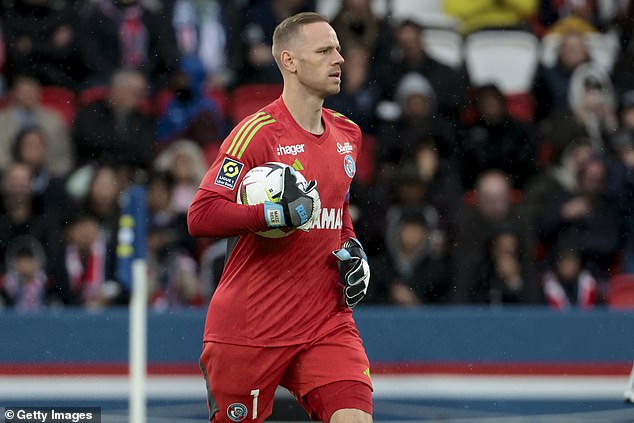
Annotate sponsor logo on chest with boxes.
[277,143,305,156]
[336,141,354,154]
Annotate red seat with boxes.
[505,92,535,123]
[229,84,282,123]
[153,88,173,116]
[607,274,634,309]
[462,188,523,206]
[78,85,153,115]
[78,86,108,106]
[356,133,377,186]
[40,86,76,128]
[206,87,230,118]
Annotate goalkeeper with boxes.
[188,12,372,423]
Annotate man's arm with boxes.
[187,188,268,238]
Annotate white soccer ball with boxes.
[237,162,320,238]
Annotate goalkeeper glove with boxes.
[263,167,319,229]
[333,238,370,308]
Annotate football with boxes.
[237,162,318,238]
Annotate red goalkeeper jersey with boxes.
[188,97,363,346]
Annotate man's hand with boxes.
[333,238,370,308]
[264,167,319,229]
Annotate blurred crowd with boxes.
[1,0,634,311]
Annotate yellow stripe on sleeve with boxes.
[236,118,276,159]
[226,112,266,157]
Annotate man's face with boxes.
[14,78,41,110]
[396,25,423,59]
[559,34,588,70]
[476,175,511,221]
[292,22,344,98]
[2,164,32,199]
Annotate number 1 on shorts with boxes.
[250,389,260,419]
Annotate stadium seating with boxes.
[391,0,459,29]
[39,86,77,128]
[422,28,463,69]
[462,188,524,207]
[607,274,634,309]
[464,30,539,94]
[464,30,539,122]
[316,0,386,19]
[78,85,154,115]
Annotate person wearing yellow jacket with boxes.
[444,0,538,35]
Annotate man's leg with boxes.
[199,341,298,423]
[330,409,373,423]
[282,322,373,422]
[304,380,373,423]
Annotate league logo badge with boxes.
[227,403,248,422]
[343,155,356,178]
[215,157,244,190]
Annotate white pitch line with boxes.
[0,375,629,400]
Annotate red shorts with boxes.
[199,322,373,423]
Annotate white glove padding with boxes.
[297,182,321,232]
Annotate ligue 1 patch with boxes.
[227,403,248,422]
[343,155,356,178]
[215,157,244,190]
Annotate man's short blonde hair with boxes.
[272,12,329,67]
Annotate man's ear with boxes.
[280,50,297,73]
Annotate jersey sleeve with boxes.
[187,111,277,238]
[341,199,357,244]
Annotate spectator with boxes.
[154,140,207,215]
[73,68,155,174]
[0,162,52,275]
[459,84,536,189]
[613,16,634,94]
[444,0,538,35]
[606,129,634,274]
[77,0,179,90]
[451,170,529,302]
[376,207,452,306]
[0,75,73,175]
[533,32,592,120]
[541,63,618,162]
[618,90,634,131]
[156,56,223,147]
[377,72,457,171]
[147,214,203,311]
[146,170,198,272]
[237,0,312,85]
[542,245,598,309]
[81,164,122,253]
[169,0,228,83]
[522,137,594,265]
[410,134,463,240]
[2,0,84,89]
[378,19,466,120]
[10,126,71,226]
[612,0,634,53]
[537,157,622,280]
[51,211,121,307]
[0,236,52,311]
[466,227,537,305]
[323,43,379,133]
[330,0,392,77]
[539,0,601,34]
